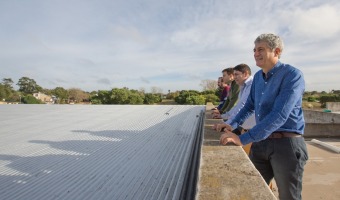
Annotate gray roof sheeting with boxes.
[0,105,204,200]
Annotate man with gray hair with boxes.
[219,33,308,200]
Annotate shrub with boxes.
[185,95,206,105]
[22,94,44,104]
[127,93,144,104]
[144,93,162,104]
[307,96,317,102]
[319,94,340,107]
[203,94,219,104]
[175,90,200,104]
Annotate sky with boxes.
[1,0,340,93]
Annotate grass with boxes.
[302,101,323,110]
[155,99,179,105]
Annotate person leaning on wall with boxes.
[219,33,308,200]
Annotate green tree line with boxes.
[90,88,162,105]
[174,90,220,105]
[0,77,165,105]
[6,76,339,106]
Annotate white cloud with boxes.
[0,0,339,92]
[283,4,340,40]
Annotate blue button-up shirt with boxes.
[229,61,305,145]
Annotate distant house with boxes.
[33,92,54,104]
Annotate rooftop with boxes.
[1,104,339,200]
[0,105,204,200]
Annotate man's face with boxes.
[217,78,222,87]
[222,72,232,83]
[233,70,248,86]
[253,41,278,69]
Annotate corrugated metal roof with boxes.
[0,105,204,200]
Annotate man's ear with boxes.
[274,47,281,58]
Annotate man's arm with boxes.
[219,95,230,113]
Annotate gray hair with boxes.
[254,33,284,58]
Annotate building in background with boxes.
[33,92,54,104]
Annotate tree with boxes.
[200,79,218,91]
[186,95,206,105]
[41,88,53,96]
[139,87,146,94]
[90,88,145,105]
[0,84,9,100]
[331,90,340,94]
[203,93,220,104]
[90,90,110,104]
[0,84,6,100]
[151,86,163,94]
[175,90,200,104]
[1,78,22,102]
[201,90,216,95]
[2,78,14,90]
[108,88,144,104]
[52,87,69,104]
[110,88,130,104]
[144,93,162,104]
[69,88,90,103]
[127,92,144,104]
[319,94,340,107]
[17,77,42,94]
[311,91,318,95]
[166,91,179,99]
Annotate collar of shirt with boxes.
[244,76,253,87]
[239,76,253,92]
[262,61,281,80]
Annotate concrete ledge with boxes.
[304,109,340,124]
[305,123,340,138]
[326,102,340,112]
[196,103,276,200]
[304,110,340,137]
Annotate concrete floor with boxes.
[271,138,340,199]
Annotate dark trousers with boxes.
[250,137,308,200]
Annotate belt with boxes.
[268,131,302,139]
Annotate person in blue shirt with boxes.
[219,33,308,200]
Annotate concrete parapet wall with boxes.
[326,102,340,112]
[196,104,338,199]
[304,123,340,138]
[303,110,340,137]
[196,103,276,200]
[304,109,340,124]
